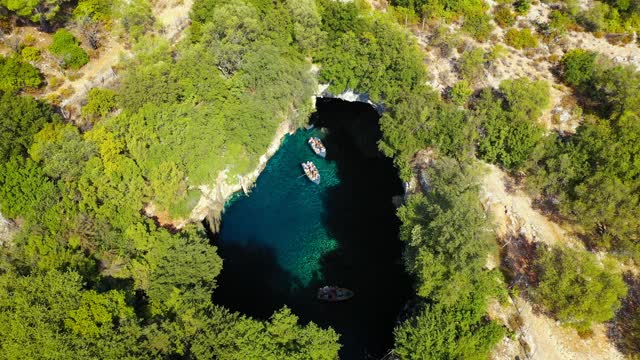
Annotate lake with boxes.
[214,98,412,359]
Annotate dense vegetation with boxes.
[532,246,627,333]
[2,0,639,357]
[0,0,339,358]
[49,29,89,69]
[528,50,640,260]
[394,159,506,358]
[550,0,640,37]
[474,78,549,170]
[390,0,494,41]
[0,55,42,93]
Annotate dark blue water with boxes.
[214,99,412,359]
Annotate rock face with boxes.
[0,211,16,246]
[183,85,383,232]
[315,83,384,114]
[186,118,296,230]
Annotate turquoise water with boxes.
[220,128,339,286]
[215,99,412,359]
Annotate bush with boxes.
[533,247,627,333]
[463,11,495,41]
[49,29,89,70]
[547,10,573,37]
[499,77,550,121]
[0,55,42,93]
[458,47,486,84]
[504,28,538,49]
[494,5,516,28]
[475,79,549,169]
[561,49,597,87]
[514,0,531,15]
[82,87,118,120]
[450,80,473,106]
[21,46,41,62]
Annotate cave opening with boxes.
[212,98,412,359]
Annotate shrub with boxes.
[458,47,486,84]
[463,11,494,41]
[504,28,538,49]
[514,0,531,15]
[49,29,89,70]
[533,247,627,333]
[21,46,41,62]
[430,25,461,57]
[561,49,597,87]
[547,10,573,37]
[494,5,516,28]
[82,87,118,120]
[475,79,549,169]
[486,44,507,62]
[0,55,42,93]
[450,80,473,106]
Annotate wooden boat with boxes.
[307,137,326,158]
[301,161,320,184]
[317,286,354,302]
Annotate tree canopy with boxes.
[532,247,627,332]
[0,56,42,93]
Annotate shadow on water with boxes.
[214,98,412,359]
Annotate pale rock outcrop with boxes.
[315,83,384,113]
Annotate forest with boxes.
[1,0,640,358]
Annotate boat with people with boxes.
[317,286,354,302]
[301,161,320,184]
[307,137,326,158]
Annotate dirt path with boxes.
[480,164,582,248]
[58,37,126,116]
[154,0,193,42]
[51,0,193,119]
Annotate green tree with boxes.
[394,300,505,359]
[397,159,501,305]
[0,270,147,360]
[533,247,627,332]
[0,93,59,162]
[0,157,58,220]
[0,55,42,93]
[144,226,223,314]
[49,29,89,69]
[474,81,547,170]
[561,49,597,87]
[191,306,341,359]
[0,0,72,28]
[119,0,154,40]
[499,77,550,121]
[82,87,118,120]
[29,123,97,181]
[287,0,324,53]
[462,11,494,41]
